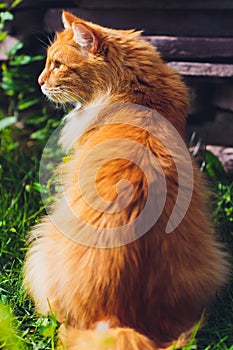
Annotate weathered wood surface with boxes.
[145,37,233,62]
[11,1,233,37]
[72,0,233,9]
[13,0,233,9]
[168,62,233,78]
[43,7,233,37]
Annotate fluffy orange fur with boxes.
[23,11,229,350]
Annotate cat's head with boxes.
[38,11,141,105]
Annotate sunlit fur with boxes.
[24,11,229,350]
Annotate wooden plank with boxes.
[167,62,233,77]
[144,36,233,62]
[44,8,233,37]
[16,0,76,9]
[73,0,233,9]
[14,0,233,10]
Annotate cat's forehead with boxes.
[51,29,75,49]
[47,30,83,62]
[56,29,74,42]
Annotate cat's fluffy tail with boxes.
[58,323,163,350]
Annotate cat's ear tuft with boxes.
[62,11,78,29]
[72,23,97,53]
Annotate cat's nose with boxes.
[38,72,46,87]
[38,78,45,86]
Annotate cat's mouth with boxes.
[41,85,81,104]
[41,86,67,103]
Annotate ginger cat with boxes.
[23,11,229,350]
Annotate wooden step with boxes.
[167,62,233,77]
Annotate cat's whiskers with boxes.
[59,86,86,104]
[59,89,82,103]
[34,30,55,50]
[60,81,104,100]
[42,86,65,107]
[42,85,86,106]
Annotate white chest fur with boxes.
[59,94,110,152]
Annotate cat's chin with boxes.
[41,86,78,105]
[42,92,78,106]
[46,94,66,103]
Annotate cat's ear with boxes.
[62,11,78,29]
[72,23,97,52]
[62,11,98,53]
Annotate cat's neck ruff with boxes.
[59,93,111,152]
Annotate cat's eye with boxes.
[53,60,62,69]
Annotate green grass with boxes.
[0,128,58,349]
[0,125,233,349]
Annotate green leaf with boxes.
[18,98,40,110]
[0,11,14,22]
[24,115,48,124]
[14,54,30,65]
[31,54,44,61]
[0,3,7,9]
[204,150,226,181]
[10,54,41,66]
[10,0,23,8]
[31,182,48,194]
[7,40,23,56]
[39,314,57,339]
[0,220,6,227]
[0,303,22,350]
[30,129,47,141]
[0,116,16,130]
[0,31,7,41]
